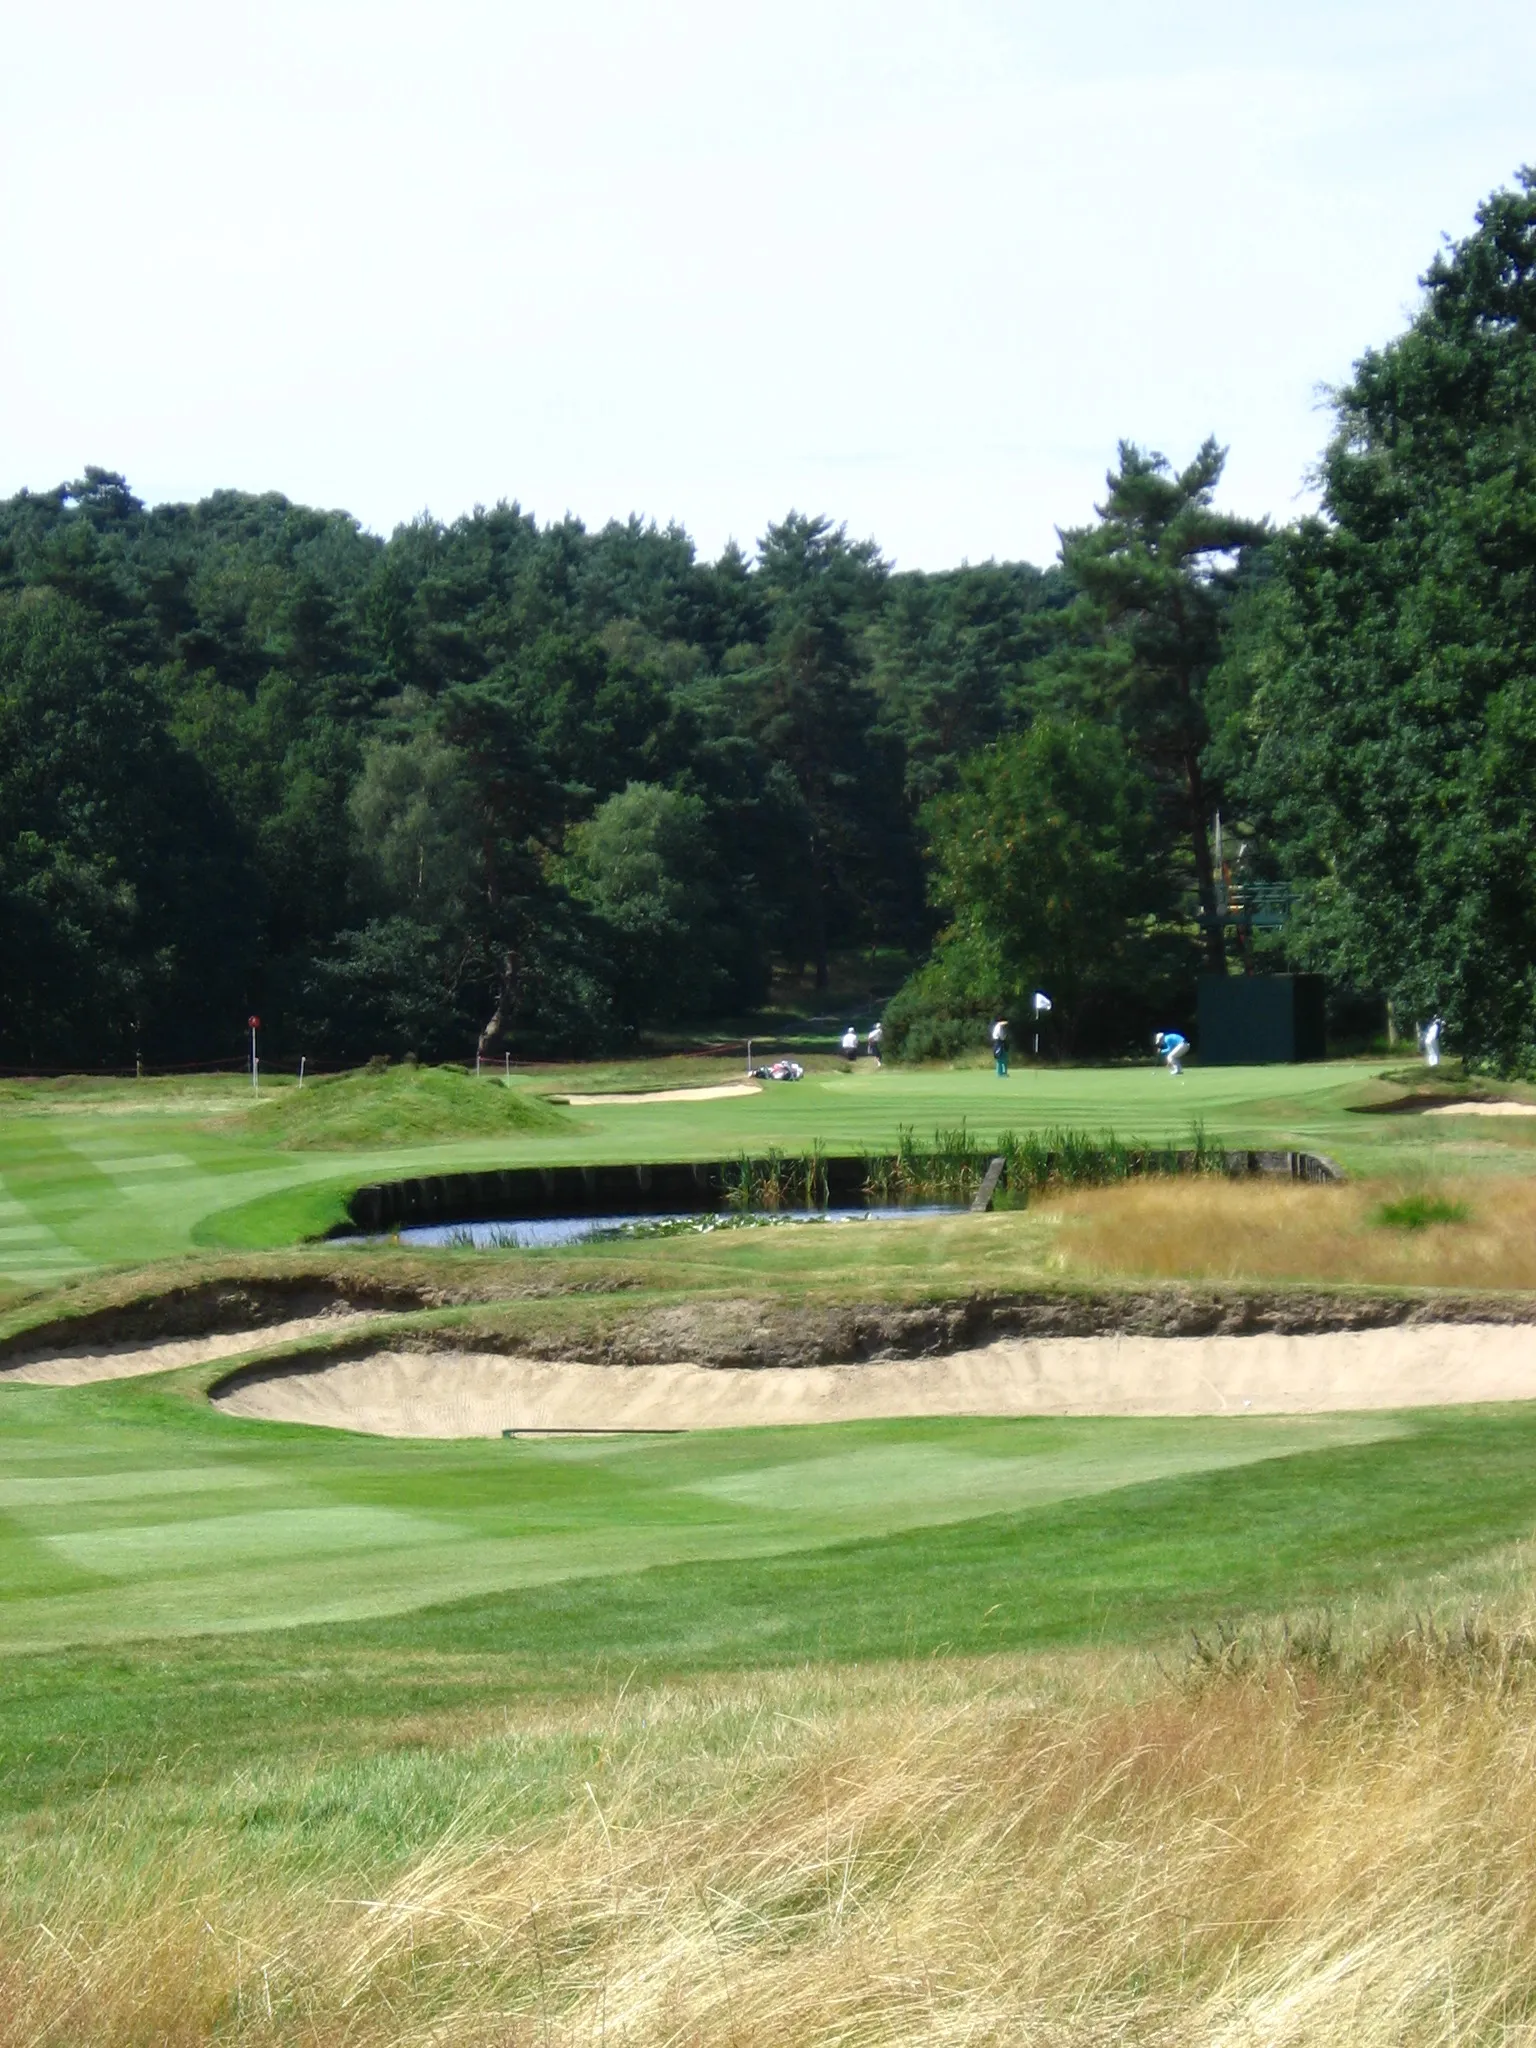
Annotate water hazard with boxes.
[395,1206,962,1250]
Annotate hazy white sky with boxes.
[2,2,1532,569]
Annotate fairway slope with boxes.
[212,1321,1536,1434]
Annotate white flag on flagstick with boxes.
[1032,991,1053,1013]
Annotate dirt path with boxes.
[211,1323,1536,1436]
[1,1312,379,1386]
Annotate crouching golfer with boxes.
[991,1017,1010,1076]
[1154,1029,1189,1077]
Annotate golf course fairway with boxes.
[0,1055,1517,1286]
[6,1054,1536,2047]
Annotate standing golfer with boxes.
[840,1025,859,1063]
[991,1017,1010,1076]
[867,1021,883,1065]
[1154,1029,1189,1077]
[1419,1016,1444,1068]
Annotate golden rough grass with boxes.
[9,1636,1536,2046]
[1051,1176,1536,1290]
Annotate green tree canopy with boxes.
[0,467,1083,1058]
[885,719,1181,1057]
[1047,440,1267,969]
[0,592,245,1064]
[725,515,913,984]
[563,782,750,1028]
[1231,169,1536,1068]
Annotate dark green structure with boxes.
[1197,974,1327,1066]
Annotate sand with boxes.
[0,1313,377,1386]
[211,1322,1536,1436]
[1421,1100,1536,1117]
[555,1082,762,1106]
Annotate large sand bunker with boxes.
[555,1082,762,1106]
[1421,1100,1536,1117]
[212,1322,1536,1436]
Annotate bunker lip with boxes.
[204,1285,1536,1408]
[0,1276,433,1369]
[0,1268,640,1373]
[0,1311,381,1385]
[209,1320,1536,1434]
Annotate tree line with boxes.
[0,476,1063,1064]
[2,169,1533,1072]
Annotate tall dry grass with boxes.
[10,1624,1536,2045]
[1051,1175,1536,1290]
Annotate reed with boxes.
[722,1142,829,1211]
[865,1120,995,1201]
[1006,1117,1229,1190]
[863,1122,1230,1202]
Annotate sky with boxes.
[2,1,1532,571]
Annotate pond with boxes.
[393,1205,963,1250]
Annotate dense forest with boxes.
[0,482,1064,1066]
[2,170,1533,1072]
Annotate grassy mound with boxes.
[239,1063,575,1150]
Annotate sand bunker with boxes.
[1,1312,378,1387]
[1421,1100,1536,1117]
[212,1322,1536,1436]
[556,1082,762,1106]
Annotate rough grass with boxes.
[234,1063,575,1150]
[0,1073,256,1118]
[10,1614,1536,2045]
[1053,1176,1536,1289]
